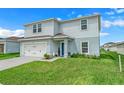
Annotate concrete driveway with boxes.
[0,57,42,71]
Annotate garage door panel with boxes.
[23,43,48,57]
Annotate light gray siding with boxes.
[68,37,100,56]
[5,41,20,53]
[60,16,99,38]
[117,44,124,54]
[24,20,55,37]
[108,44,124,55]
[54,21,60,35]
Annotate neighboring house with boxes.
[102,42,124,55]
[101,42,116,51]
[0,37,20,54]
[19,14,101,57]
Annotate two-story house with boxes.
[19,14,101,57]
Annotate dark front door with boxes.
[61,42,64,57]
[0,44,4,53]
[58,47,60,56]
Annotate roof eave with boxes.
[24,18,59,26]
[24,14,100,26]
[18,37,52,41]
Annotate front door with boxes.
[61,42,64,57]
[0,44,4,53]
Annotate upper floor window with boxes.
[82,42,88,53]
[38,24,42,32]
[33,24,37,33]
[81,19,87,30]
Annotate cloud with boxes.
[57,17,62,21]
[77,14,82,18]
[102,20,112,28]
[105,11,114,15]
[71,11,75,15]
[93,12,100,15]
[114,8,124,14]
[106,8,124,15]
[102,19,124,28]
[67,11,76,17]
[112,19,124,26]
[100,32,109,37]
[0,27,24,38]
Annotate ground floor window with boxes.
[82,42,88,53]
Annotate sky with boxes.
[0,8,124,45]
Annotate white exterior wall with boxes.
[24,20,55,37]
[109,47,117,52]
[54,21,60,35]
[60,16,99,38]
[68,37,100,56]
[6,41,20,53]
[24,16,99,38]
[108,44,124,55]
[117,45,124,54]
[0,40,20,54]
[59,16,100,56]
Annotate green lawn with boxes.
[0,57,124,85]
[0,52,20,60]
[0,50,124,85]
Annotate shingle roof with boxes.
[7,36,21,40]
[54,33,69,37]
[22,35,52,39]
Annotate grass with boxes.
[0,57,124,85]
[0,49,124,85]
[100,48,124,62]
[0,52,20,60]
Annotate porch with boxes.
[53,33,73,57]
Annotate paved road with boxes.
[0,57,42,71]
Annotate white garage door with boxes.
[23,43,47,57]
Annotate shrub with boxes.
[100,49,118,60]
[44,53,50,59]
[100,54,114,60]
[86,55,99,59]
[70,53,99,59]
[70,53,85,58]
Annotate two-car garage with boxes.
[21,41,48,57]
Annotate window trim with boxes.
[80,41,89,54]
[38,23,42,32]
[80,19,88,31]
[32,23,42,33]
[33,24,37,33]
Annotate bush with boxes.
[44,53,51,59]
[70,53,99,59]
[100,50,118,60]
[86,55,99,59]
[100,54,115,60]
[70,53,85,58]
[100,48,124,61]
